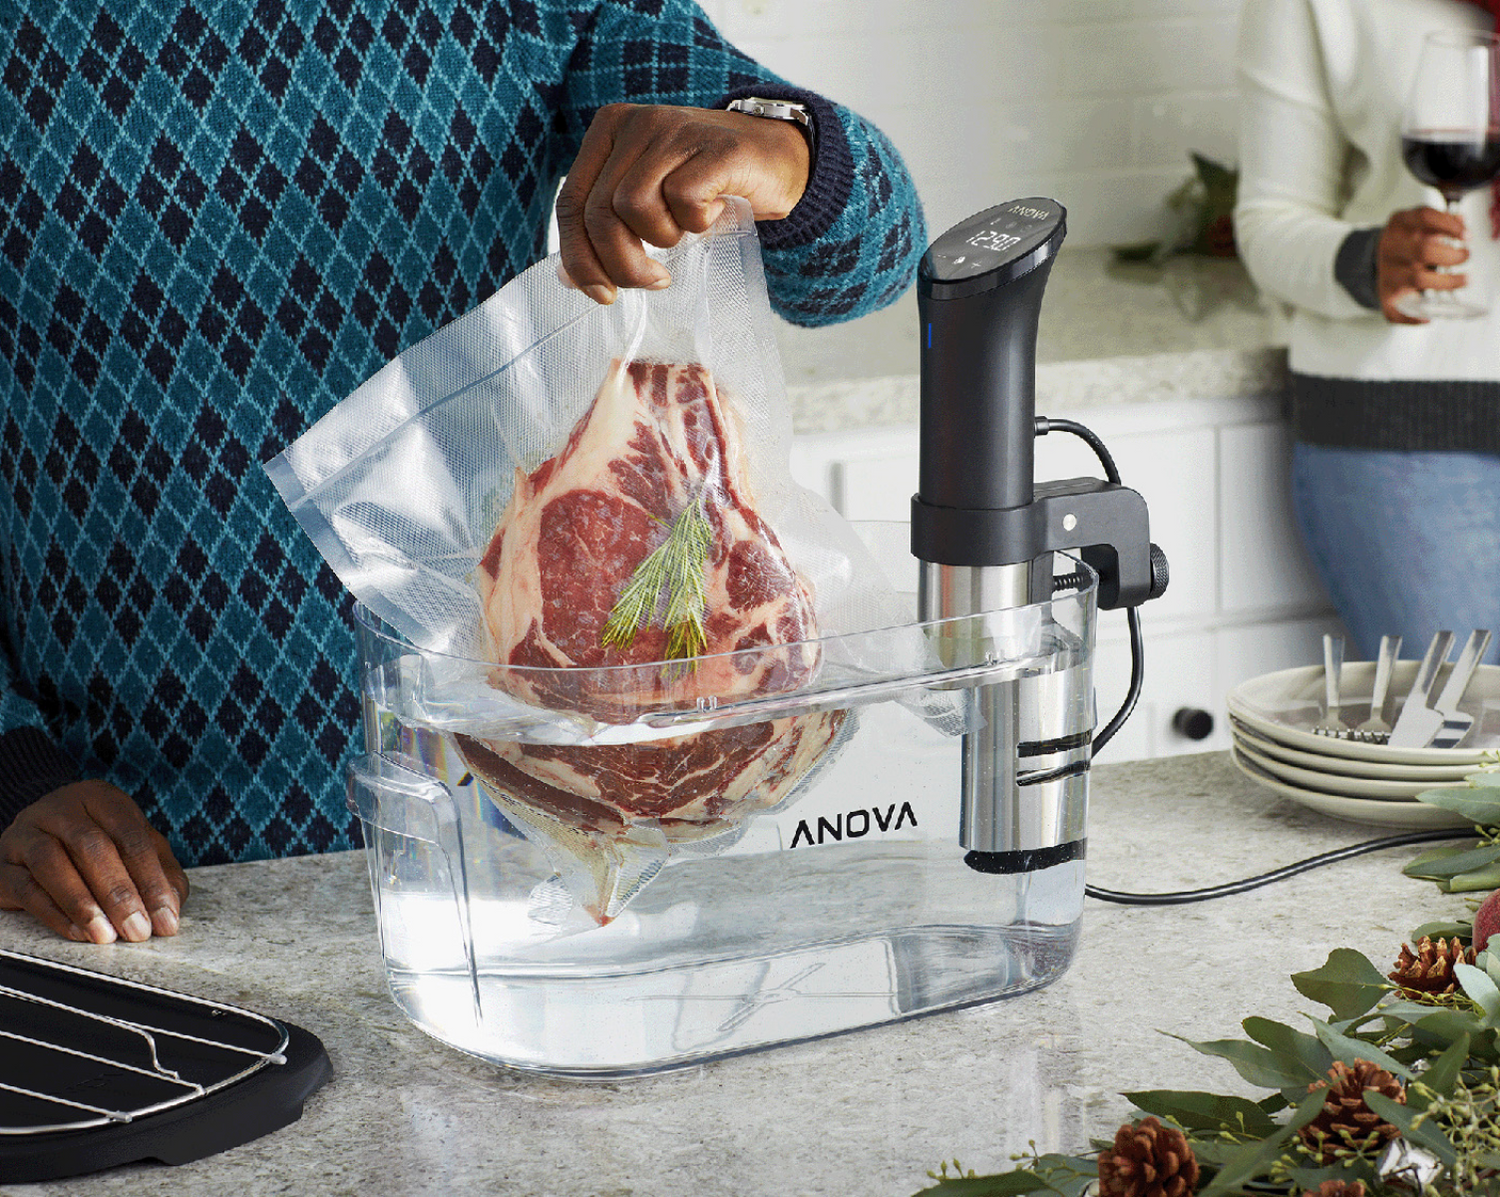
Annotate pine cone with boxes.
[1390,936,1474,999]
[1097,1115,1199,1197]
[1298,1060,1405,1163]
[1304,1181,1366,1197]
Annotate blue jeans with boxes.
[1291,442,1500,663]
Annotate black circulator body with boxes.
[909,198,1166,867]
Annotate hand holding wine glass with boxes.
[1396,28,1500,320]
[1376,205,1469,324]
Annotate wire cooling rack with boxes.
[0,948,331,1184]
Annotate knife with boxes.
[1428,629,1492,749]
[1387,630,1455,748]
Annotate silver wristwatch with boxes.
[724,96,813,142]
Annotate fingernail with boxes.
[67,923,88,943]
[646,272,672,290]
[86,913,117,944]
[121,911,152,942]
[152,906,180,936]
[583,283,615,305]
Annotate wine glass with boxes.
[1397,29,1500,319]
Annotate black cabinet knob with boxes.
[1171,707,1214,741]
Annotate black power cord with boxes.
[1034,416,1474,906]
[1034,416,1143,757]
[1085,826,1473,906]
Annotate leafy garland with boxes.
[912,765,1500,1197]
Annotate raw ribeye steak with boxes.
[465,357,843,850]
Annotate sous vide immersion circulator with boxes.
[912,198,1168,875]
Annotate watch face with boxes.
[731,98,810,126]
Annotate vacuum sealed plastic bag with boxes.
[267,199,913,921]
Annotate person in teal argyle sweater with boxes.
[0,1,925,944]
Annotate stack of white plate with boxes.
[1226,660,1500,829]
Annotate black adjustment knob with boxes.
[1147,543,1169,600]
[1172,707,1214,741]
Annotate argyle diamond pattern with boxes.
[0,0,923,865]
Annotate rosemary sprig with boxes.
[600,491,713,665]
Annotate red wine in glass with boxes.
[1400,130,1500,202]
[1397,30,1500,319]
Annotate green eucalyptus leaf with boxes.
[1407,1014,1498,1067]
[915,1173,1051,1196]
[1291,949,1390,1019]
[1443,861,1500,893]
[1363,1091,1457,1167]
[1456,962,1500,1020]
[1024,1156,1095,1197]
[1242,1017,1334,1083]
[1256,1091,1290,1113]
[1466,769,1500,788]
[1409,1033,1470,1107]
[1028,1153,1096,1174]
[1175,1142,1240,1168]
[1197,1089,1322,1197]
[1169,1033,1315,1091]
[1410,918,1473,943]
[1309,1016,1414,1079]
[1406,843,1484,877]
[1414,787,1500,826]
[1381,1002,1483,1037]
[1123,1090,1281,1138]
[1403,841,1500,880]
[1194,1132,1292,1196]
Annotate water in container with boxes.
[347,528,1095,1078]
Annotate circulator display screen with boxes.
[924,199,1062,284]
[966,228,1023,254]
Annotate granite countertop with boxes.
[778,247,1289,434]
[4,751,1459,1197]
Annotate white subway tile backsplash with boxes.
[1132,93,1241,168]
[874,97,1131,178]
[698,0,1242,247]
[720,28,1017,112]
[1062,20,1239,97]
[710,0,1242,38]
[994,170,1192,249]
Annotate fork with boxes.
[1353,634,1402,740]
[1311,633,1346,736]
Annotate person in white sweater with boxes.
[1235,0,1500,664]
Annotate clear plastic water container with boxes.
[347,528,1096,1077]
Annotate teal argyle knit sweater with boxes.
[0,0,924,864]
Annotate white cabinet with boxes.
[789,394,1346,761]
[1218,422,1328,615]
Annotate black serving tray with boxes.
[0,948,331,1184]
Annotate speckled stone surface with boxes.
[3,752,1460,1197]
[779,248,1288,434]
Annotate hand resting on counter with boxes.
[0,781,188,944]
[1377,205,1470,324]
[555,102,810,305]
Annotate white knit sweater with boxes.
[1235,0,1500,384]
